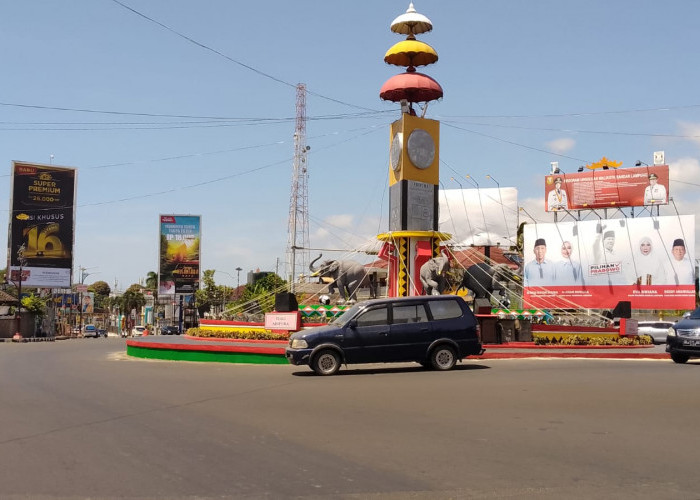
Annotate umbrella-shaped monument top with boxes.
[390,2,432,36]
[381,3,441,104]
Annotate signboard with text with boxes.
[7,161,76,287]
[523,215,695,310]
[544,165,669,212]
[158,215,201,295]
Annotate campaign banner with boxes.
[522,215,695,309]
[159,215,201,295]
[7,162,76,288]
[544,165,669,212]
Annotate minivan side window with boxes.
[428,300,463,320]
[392,304,428,324]
[355,306,389,327]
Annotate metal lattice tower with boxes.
[286,83,310,291]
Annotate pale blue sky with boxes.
[2,1,700,289]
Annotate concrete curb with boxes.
[126,336,670,364]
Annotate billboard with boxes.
[544,165,669,212]
[523,215,695,309]
[158,215,201,295]
[7,161,76,288]
[439,187,518,247]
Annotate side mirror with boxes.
[347,319,357,329]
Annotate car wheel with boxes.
[312,349,341,376]
[671,352,690,364]
[430,345,457,371]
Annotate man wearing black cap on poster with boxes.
[643,172,667,205]
[666,238,695,285]
[547,176,568,211]
[592,225,628,284]
[524,238,556,286]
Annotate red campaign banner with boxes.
[522,215,696,310]
[524,285,696,310]
[544,165,669,212]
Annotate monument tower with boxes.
[377,3,450,297]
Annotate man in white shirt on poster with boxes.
[643,173,667,205]
[547,177,568,211]
[666,238,695,285]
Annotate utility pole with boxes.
[286,83,310,293]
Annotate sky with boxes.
[2,0,700,292]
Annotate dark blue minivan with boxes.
[286,295,484,375]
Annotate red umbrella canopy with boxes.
[379,70,443,103]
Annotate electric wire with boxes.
[109,0,378,112]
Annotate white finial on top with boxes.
[391,3,433,36]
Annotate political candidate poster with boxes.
[158,215,201,295]
[543,165,669,212]
[523,215,695,309]
[7,162,76,288]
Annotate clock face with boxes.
[390,132,403,171]
[407,128,435,169]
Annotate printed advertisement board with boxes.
[159,215,201,295]
[544,165,669,212]
[523,215,695,309]
[7,162,76,288]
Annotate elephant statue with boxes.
[419,254,451,295]
[309,254,377,303]
[458,263,510,307]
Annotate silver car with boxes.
[637,321,675,344]
[83,324,99,338]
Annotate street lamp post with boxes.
[486,174,510,248]
[77,266,97,336]
[235,267,243,292]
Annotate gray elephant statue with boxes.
[309,254,377,303]
[458,263,510,307]
[419,254,451,295]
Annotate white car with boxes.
[83,324,99,338]
[637,321,675,344]
[131,326,146,337]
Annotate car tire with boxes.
[430,345,457,371]
[312,349,341,376]
[671,352,690,364]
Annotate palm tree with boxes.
[145,271,158,291]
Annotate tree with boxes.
[195,269,225,317]
[89,280,112,309]
[145,271,158,291]
[116,284,147,329]
[237,273,286,313]
[21,293,47,318]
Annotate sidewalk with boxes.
[126,335,671,363]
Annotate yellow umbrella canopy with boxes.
[390,2,433,36]
[384,39,438,67]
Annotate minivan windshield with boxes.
[331,303,364,326]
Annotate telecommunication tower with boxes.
[286,83,310,291]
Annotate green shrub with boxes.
[188,328,289,341]
[532,334,653,346]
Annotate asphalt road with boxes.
[1,338,698,500]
